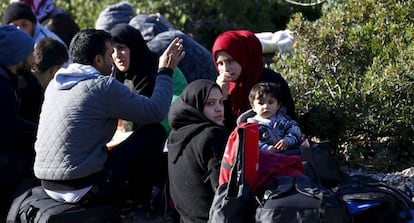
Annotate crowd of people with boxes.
[0,1,301,222]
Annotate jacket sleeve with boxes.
[105,72,173,124]
[283,119,302,147]
[259,141,272,151]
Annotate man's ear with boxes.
[93,54,103,68]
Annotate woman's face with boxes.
[203,87,225,126]
[215,51,242,82]
[112,42,130,72]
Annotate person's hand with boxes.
[273,139,288,151]
[159,38,185,70]
[216,74,229,99]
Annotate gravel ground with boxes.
[344,167,414,201]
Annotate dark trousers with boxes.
[83,124,167,206]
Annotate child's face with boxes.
[251,94,281,119]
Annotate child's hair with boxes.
[248,82,282,105]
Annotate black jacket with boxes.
[167,79,228,223]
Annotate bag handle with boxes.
[295,174,323,200]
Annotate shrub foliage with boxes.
[275,0,414,171]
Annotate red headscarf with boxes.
[212,30,263,117]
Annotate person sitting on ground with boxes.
[110,23,187,134]
[212,30,296,130]
[247,82,302,153]
[33,29,185,207]
[167,79,228,223]
[3,2,66,48]
[0,25,37,217]
[32,37,69,89]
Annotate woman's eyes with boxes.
[206,100,223,106]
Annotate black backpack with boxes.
[6,186,121,223]
[255,174,350,223]
[336,175,414,223]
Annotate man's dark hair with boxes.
[248,82,282,105]
[33,38,68,72]
[69,29,112,65]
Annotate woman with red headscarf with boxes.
[212,30,296,130]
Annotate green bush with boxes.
[275,0,414,171]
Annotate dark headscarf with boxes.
[212,30,263,117]
[169,79,222,130]
[110,23,158,97]
[168,79,225,163]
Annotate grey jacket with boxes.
[34,63,172,180]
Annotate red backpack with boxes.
[209,122,259,223]
[219,122,259,194]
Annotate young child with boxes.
[247,82,302,152]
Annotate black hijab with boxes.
[168,79,225,163]
[168,79,222,129]
[110,23,158,97]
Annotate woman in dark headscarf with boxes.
[110,24,188,204]
[167,79,228,223]
[110,23,187,133]
[111,23,159,96]
[212,30,296,130]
